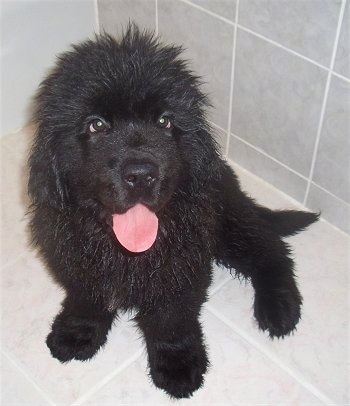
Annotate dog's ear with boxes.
[28,127,67,210]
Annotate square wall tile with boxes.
[230,161,305,211]
[231,28,327,178]
[228,135,308,203]
[238,0,342,67]
[158,0,235,130]
[98,0,156,36]
[306,183,350,235]
[312,75,350,203]
[190,0,237,22]
[334,0,350,79]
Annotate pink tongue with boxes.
[112,204,158,253]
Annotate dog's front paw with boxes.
[46,315,108,362]
[254,288,302,338]
[149,346,208,399]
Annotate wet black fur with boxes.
[28,26,318,399]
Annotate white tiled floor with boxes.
[1,127,349,405]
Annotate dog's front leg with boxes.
[46,293,115,362]
[136,303,208,399]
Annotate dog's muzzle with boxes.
[121,160,159,198]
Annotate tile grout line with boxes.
[211,121,309,182]
[93,0,100,35]
[3,1,350,141]
[332,70,350,84]
[228,156,350,237]
[71,348,144,406]
[181,0,320,76]
[224,0,240,157]
[231,132,310,181]
[179,0,350,86]
[308,180,350,208]
[2,348,57,406]
[303,0,347,207]
[226,157,306,211]
[1,126,25,138]
[179,0,349,81]
[209,274,232,297]
[144,0,348,220]
[236,24,329,72]
[155,0,159,37]
[212,120,350,210]
[233,132,350,207]
[178,0,235,26]
[205,304,336,405]
[316,216,350,238]
[227,155,350,236]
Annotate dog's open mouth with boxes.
[112,204,159,253]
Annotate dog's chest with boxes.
[104,237,212,312]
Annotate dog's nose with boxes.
[122,161,159,189]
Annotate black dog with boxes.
[28,26,318,399]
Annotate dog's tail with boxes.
[256,206,319,237]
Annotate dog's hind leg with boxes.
[46,293,115,362]
[213,166,307,339]
[216,216,304,339]
[215,218,302,338]
[212,163,318,337]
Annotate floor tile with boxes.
[1,252,144,405]
[2,127,348,405]
[209,219,349,404]
[1,352,52,406]
[1,124,35,160]
[238,0,341,67]
[1,134,31,267]
[83,310,322,405]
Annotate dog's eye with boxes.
[157,115,172,130]
[88,119,107,134]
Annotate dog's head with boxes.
[29,25,218,252]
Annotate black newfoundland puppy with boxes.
[28,26,318,398]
